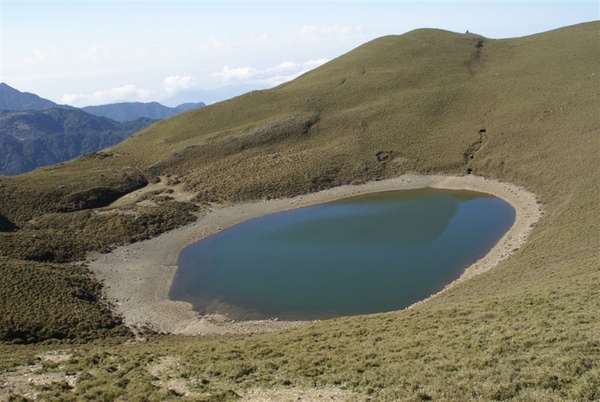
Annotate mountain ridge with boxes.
[0,83,205,175]
[81,100,205,122]
[0,82,73,111]
[0,108,155,175]
[0,82,206,121]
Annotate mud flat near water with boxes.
[88,174,542,335]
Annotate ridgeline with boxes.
[0,22,598,400]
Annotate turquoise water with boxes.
[171,188,515,320]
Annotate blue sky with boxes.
[1,1,598,106]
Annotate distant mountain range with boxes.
[82,101,205,122]
[0,108,153,175]
[0,83,205,175]
[0,83,205,121]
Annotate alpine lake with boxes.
[170,188,515,321]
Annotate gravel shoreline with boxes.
[88,174,542,335]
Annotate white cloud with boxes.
[62,84,153,107]
[302,59,331,70]
[216,65,258,82]
[25,44,111,65]
[129,44,173,61]
[194,35,233,52]
[208,35,230,49]
[213,59,329,87]
[24,45,63,64]
[163,75,201,95]
[80,45,110,61]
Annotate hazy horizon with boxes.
[2,1,597,107]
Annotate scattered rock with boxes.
[375,151,392,162]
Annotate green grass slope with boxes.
[0,22,598,400]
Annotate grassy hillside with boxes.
[0,22,598,400]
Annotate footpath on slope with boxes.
[88,174,542,335]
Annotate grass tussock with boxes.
[0,258,129,344]
[0,200,199,343]
[0,22,598,400]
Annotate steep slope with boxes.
[0,22,598,400]
[0,108,155,175]
[82,101,205,122]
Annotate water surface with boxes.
[171,188,514,320]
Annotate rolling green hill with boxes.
[0,22,598,400]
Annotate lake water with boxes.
[171,188,515,320]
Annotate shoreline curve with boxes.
[87,174,542,336]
